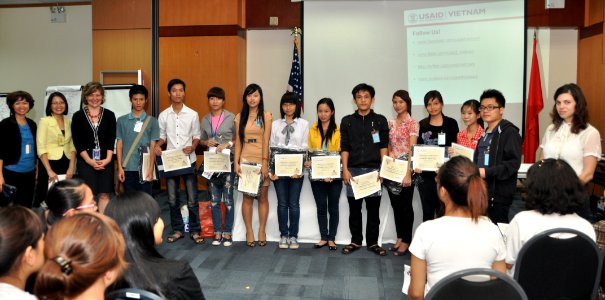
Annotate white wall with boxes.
[246,29,294,121]
[0,5,92,121]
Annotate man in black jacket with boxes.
[473,89,522,223]
[340,83,390,256]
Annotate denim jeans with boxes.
[167,171,200,233]
[124,171,152,196]
[208,172,235,234]
[274,177,304,238]
[310,180,342,241]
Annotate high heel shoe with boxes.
[258,231,267,247]
[246,231,255,248]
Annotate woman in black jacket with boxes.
[105,191,205,300]
[0,91,37,207]
[415,90,459,221]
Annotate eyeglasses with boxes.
[479,105,501,112]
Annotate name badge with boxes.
[372,131,380,143]
[25,144,30,154]
[438,132,446,146]
[484,152,490,166]
[134,121,143,133]
[93,148,101,160]
[256,118,262,127]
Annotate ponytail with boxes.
[466,174,488,222]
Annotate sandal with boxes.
[246,231,256,247]
[166,231,184,243]
[258,231,267,247]
[368,244,387,256]
[191,232,205,245]
[388,244,402,252]
[341,243,361,255]
[328,241,338,251]
[314,241,328,249]
[393,249,409,256]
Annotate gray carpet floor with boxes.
[154,191,409,300]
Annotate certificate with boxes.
[203,151,231,173]
[141,153,157,181]
[160,149,192,172]
[311,155,341,179]
[237,164,262,194]
[413,146,445,171]
[379,156,408,183]
[351,171,381,200]
[274,153,304,177]
[451,142,475,160]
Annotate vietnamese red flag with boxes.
[523,37,543,163]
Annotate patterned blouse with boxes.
[456,126,484,150]
[388,115,419,158]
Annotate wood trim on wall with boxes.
[159,25,244,37]
[527,0,584,27]
[0,2,90,8]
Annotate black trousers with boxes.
[347,195,381,246]
[418,173,440,221]
[34,155,70,207]
[1,168,35,208]
[387,186,415,243]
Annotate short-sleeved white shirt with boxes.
[158,104,201,163]
[0,283,37,300]
[505,210,596,273]
[540,123,601,175]
[409,216,506,291]
[269,118,309,149]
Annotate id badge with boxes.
[484,152,490,166]
[372,131,380,143]
[25,144,30,154]
[438,132,446,146]
[134,121,143,133]
[93,148,101,160]
[256,118,262,127]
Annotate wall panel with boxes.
[93,0,151,29]
[159,0,241,26]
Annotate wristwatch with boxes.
[228,141,234,147]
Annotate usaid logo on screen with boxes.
[407,11,445,25]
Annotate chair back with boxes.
[105,288,164,300]
[425,268,527,300]
[513,228,601,300]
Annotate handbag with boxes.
[0,183,17,206]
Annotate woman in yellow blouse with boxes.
[34,92,76,207]
[307,98,342,250]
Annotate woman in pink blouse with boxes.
[455,99,484,149]
[384,90,418,256]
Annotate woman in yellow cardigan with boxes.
[307,98,342,250]
[34,92,76,207]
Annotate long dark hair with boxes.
[437,156,487,223]
[420,90,444,127]
[0,206,43,276]
[238,84,265,144]
[316,98,337,146]
[104,191,165,297]
[551,83,589,134]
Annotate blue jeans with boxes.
[274,177,304,238]
[310,180,342,241]
[167,171,200,233]
[124,171,152,196]
[208,173,235,235]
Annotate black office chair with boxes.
[424,268,527,300]
[513,228,602,300]
[105,288,164,300]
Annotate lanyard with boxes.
[84,107,104,149]
[210,111,224,138]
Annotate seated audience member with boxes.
[505,158,596,272]
[0,206,45,299]
[408,156,506,299]
[43,178,97,228]
[104,191,205,300]
[35,213,126,300]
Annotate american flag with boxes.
[288,37,303,110]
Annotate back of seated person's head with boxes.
[45,179,91,226]
[104,191,163,256]
[104,191,166,295]
[525,158,586,215]
[34,213,126,300]
[0,206,44,279]
[437,156,488,222]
